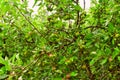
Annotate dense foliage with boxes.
[0,0,120,79]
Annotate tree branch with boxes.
[76,0,80,26]
[14,5,41,35]
[83,0,86,10]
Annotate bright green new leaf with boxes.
[118,56,120,61]
[100,58,108,65]
[112,47,120,59]
[70,71,78,77]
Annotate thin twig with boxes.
[14,5,41,35]
[83,0,86,10]
[76,0,80,26]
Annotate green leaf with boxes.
[112,47,120,59]
[90,59,96,66]
[100,58,108,65]
[70,71,78,77]
[118,56,120,61]
[105,48,111,56]
[74,5,82,11]
[52,77,62,80]
[95,43,99,48]
[15,54,23,65]
[85,33,93,40]
[85,41,93,48]
[112,39,115,45]
[99,0,102,3]
[0,56,5,64]
[70,56,77,61]
[58,57,66,64]
[0,74,8,79]
[10,54,16,64]
[33,0,38,7]
[0,1,9,14]
[108,23,114,32]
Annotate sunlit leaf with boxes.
[100,58,108,65]
[70,71,78,77]
[0,74,8,79]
